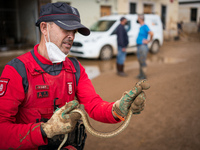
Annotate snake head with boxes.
[135,79,150,90]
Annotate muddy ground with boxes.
[0,33,200,150]
[84,34,200,150]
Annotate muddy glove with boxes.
[112,80,150,121]
[41,100,81,138]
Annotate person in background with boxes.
[116,17,129,77]
[0,3,149,150]
[136,14,153,79]
[177,21,183,37]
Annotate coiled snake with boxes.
[58,80,150,150]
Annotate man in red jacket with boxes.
[0,2,149,150]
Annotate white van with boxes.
[70,14,163,60]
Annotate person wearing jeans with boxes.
[136,14,153,79]
[116,17,129,77]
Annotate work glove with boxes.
[112,80,150,120]
[41,100,81,138]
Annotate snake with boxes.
[58,108,133,150]
[58,80,150,150]
[71,107,133,138]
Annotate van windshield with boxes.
[90,20,116,32]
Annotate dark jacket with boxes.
[116,24,129,48]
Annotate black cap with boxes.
[120,17,126,21]
[36,2,90,36]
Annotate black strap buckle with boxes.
[53,98,59,111]
[76,122,87,147]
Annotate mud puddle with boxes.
[79,54,186,79]
[0,50,186,79]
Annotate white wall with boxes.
[179,3,200,23]
[129,0,179,40]
[178,2,200,33]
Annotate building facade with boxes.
[0,0,179,51]
[178,0,200,33]
[52,0,179,40]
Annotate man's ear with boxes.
[40,22,48,35]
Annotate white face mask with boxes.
[45,24,68,63]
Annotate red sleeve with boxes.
[0,65,47,149]
[76,62,119,124]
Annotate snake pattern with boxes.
[58,80,149,149]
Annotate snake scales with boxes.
[58,80,149,150]
[58,108,133,150]
[72,107,133,138]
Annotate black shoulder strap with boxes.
[7,57,28,93]
[68,57,80,86]
[7,53,80,93]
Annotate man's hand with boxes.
[122,48,126,52]
[112,80,150,120]
[142,39,149,44]
[142,31,153,44]
[41,100,81,138]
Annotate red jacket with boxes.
[0,44,118,149]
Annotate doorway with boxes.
[143,4,153,14]
[161,5,167,29]
[0,0,51,51]
[101,6,111,17]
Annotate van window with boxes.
[152,19,158,26]
[111,20,131,35]
[125,21,131,32]
[90,20,116,32]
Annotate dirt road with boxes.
[0,33,199,150]
[84,34,200,150]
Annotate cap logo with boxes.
[71,7,77,15]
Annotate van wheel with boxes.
[99,45,113,60]
[150,40,160,54]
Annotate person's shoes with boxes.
[137,66,147,79]
[138,74,146,79]
[117,72,128,77]
[137,72,146,79]
[137,74,142,79]
[116,64,127,77]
